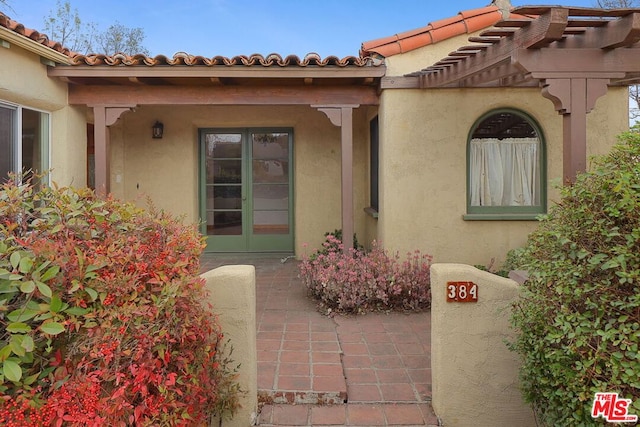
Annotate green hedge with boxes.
[510,131,640,425]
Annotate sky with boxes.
[1,0,599,58]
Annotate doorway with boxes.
[199,128,294,252]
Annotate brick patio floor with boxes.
[201,254,439,426]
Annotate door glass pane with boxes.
[207,159,241,184]
[209,185,242,210]
[253,184,288,210]
[206,133,242,158]
[0,105,15,181]
[205,132,243,236]
[253,210,289,234]
[251,132,290,236]
[207,211,243,236]
[253,160,288,183]
[252,133,288,159]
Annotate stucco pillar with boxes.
[430,264,536,426]
[201,265,257,427]
[91,105,135,196]
[312,104,359,251]
[541,78,609,183]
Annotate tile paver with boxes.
[347,404,386,426]
[348,384,382,402]
[271,404,310,426]
[200,254,437,426]
[384,403,426,425]
[310,405,347,425]
[344,368,377,383]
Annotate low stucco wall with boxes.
[430,264,535,427]
[201,265,258,427]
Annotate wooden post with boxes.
[91,105,135,197]
[341,107,354,251]
[92,105,108,196]
[563,79,588,184]
[313,104,359,251]
[541,78,609,183]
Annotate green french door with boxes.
[200,128,294,252]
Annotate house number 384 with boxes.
[446,281,478,303]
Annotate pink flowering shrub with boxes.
[299,235,431,314]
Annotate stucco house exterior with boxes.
[1,3,638,265]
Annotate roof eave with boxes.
[48,63,387,80]
[0,26,70,65]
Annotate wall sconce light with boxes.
[152,121,164,139]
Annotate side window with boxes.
[0,102,50,183]
[466,109,545,219]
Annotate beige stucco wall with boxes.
[201,265,257,427]
[430,263,536,427]
[108,105,371,255]
[377,86,627,265]
[0,43,87,186]
[376,32,629,265]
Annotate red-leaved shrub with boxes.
[299,235,431,314]
[0,180,240,426]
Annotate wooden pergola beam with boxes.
[420,8,568,88]
[593,12,640,49]
[513,48,638,75]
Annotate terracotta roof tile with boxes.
[69,52,374,67]
[361,6,505,58]
[397,33,433,54]
[0,12,73,56]
[430,20,468,44]
[396,26,433,41]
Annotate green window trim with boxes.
[364,206,379,219]
[463,213,543,221]
[466,108,547,220]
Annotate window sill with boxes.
[364,207,379,219]
[463,213,542,221]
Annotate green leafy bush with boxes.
[300,234,431,314]
[0,180,241,425]
[509,132,640,425]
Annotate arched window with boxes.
[466,109,546,219]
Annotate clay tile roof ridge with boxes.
[360,5,503,58]
[69,51,374,67]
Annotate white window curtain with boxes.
[470,137,539,206]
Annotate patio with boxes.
[200,254,439,426]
